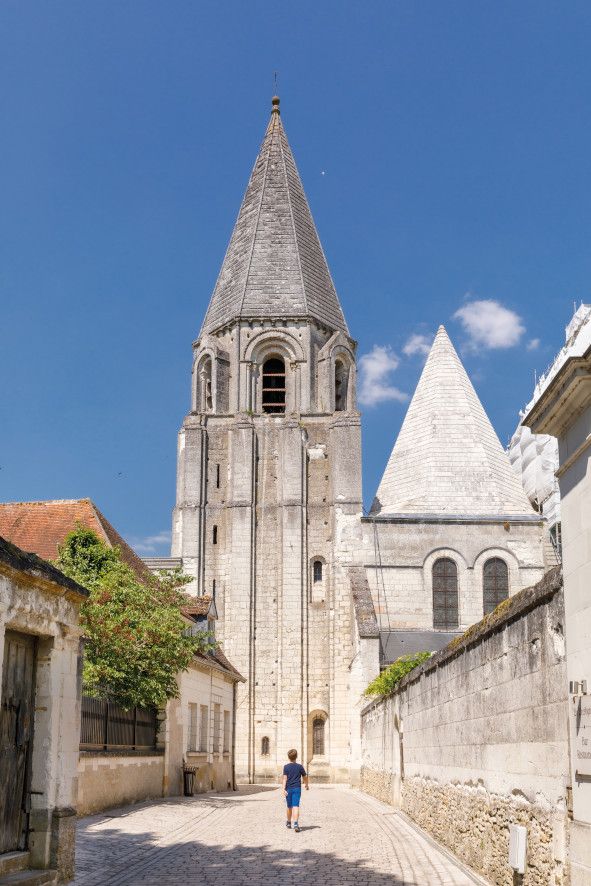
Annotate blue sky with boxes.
[2,1,590,555]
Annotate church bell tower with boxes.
[172,96,362,782]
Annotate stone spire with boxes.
[200,96,348,335]
[372,326,535,516]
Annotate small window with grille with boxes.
[261,735,270,756]
[262,357,286,414]
[313,560,323,583]
[312,718,325,756]
[483,557,509,615]
[432,557,459,630]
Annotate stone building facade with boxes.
[523,314,591,885]
[353,325,546,662]
[0,535,87,883]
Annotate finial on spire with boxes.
[271,95,280,115]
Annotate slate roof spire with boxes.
[371,326,535,516]
[200,96,348,335]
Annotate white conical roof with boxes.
[372,326,535,516]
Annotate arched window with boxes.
[483,558,509,615]
[313,560,323,583]
[197,357,213,413]
[261,736,270,756]
[334,360,348,411]
[432,558,459,630]
[262,357,286,414]
[312,718,325,756]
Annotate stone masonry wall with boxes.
[361,568,570,886]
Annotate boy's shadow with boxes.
[296,825,321,832]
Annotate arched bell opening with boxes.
[262,357,286,414]
[334,359,349,411]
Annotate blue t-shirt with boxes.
[283,762,306,790]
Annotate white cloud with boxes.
[453,299,525,350]
[358,345,408,408]
[403,333,432,357]
[526,337,540,351]
[130,530,171,556]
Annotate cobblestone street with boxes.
[72,786,480,885]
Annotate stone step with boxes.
[0,870,58,886]
[0,855,30,878]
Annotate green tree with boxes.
[55,526,214,708]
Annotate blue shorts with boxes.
[285,788,301,808]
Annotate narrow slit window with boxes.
[212,579,216,598]
[313,560,323,583]
[212,525,218,545]
[262,357,286,414]
[216,464,220,488]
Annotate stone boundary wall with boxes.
[360,568,571,886]
[77,753,165,815]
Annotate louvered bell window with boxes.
[483,558,509,615]
[262,357,286,414]
[432,557,459,630]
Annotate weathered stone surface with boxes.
[361,571,570,885]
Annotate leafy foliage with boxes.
[55,525,215,708]
[364,651,432,697]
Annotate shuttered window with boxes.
[483,558,509,615]
[432,558,459,630]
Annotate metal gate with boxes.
[0,631,36,854]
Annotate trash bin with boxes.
[183,766,196,797]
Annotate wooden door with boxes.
[0,631,36,854]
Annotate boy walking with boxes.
[282,748,309,833]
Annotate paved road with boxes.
[72,785,479,886]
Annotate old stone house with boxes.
[0,499,243,815]
[0,535,87,884]
[170,96,547,785]
[163,597,245,797]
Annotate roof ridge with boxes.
[238,112,277,317]
[278,115,308,316]
[0,498,93,506]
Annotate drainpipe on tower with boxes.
[232,679,237,791]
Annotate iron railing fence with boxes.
[80,695,158,751]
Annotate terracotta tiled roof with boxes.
[194,645,245,682]
[0,499,150,582]
[181,594,214,618]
